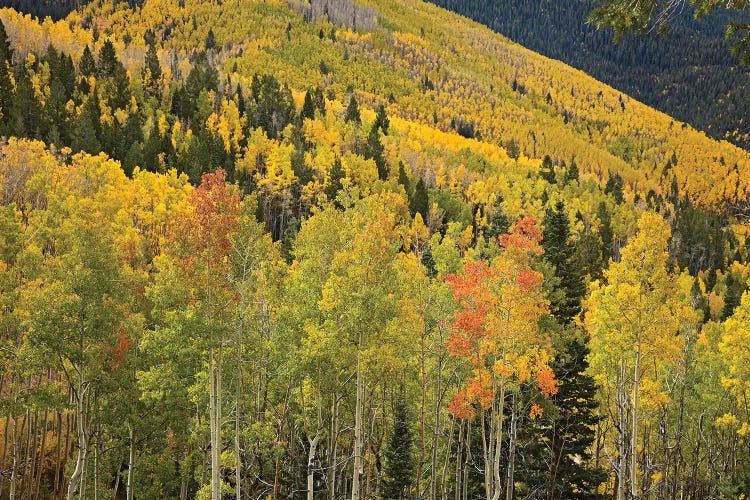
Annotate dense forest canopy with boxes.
[427,0,750,150]
[0,0,748,498]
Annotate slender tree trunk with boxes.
[418,330,427,495]
[93,431,99,500]
[0,406,8,500]
[35,409,49,499]
[307,430,320,500]
[352,336,364,500]
[236,337,243,500]
[9,414,19,500]
[127,423,135,500]
[491,384,506,500]
[329,393,339,500]
[617,360,627,500]
[505,392,517,500]
[481,408,491,500]
[632,343,641,499]
[454,419,463,500]
[209,345,224,500]
[67,367,88,500]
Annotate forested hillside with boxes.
[0,0,748,498]
[428,0,750,150]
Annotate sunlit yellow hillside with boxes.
[14,0,732,212]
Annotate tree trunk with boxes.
[127,423,135,500]
[9,414,19,500]
[329,394,339,500]
[209,346,223,500]
[505,392,517,500]
[491,384,506,500]
[632,342,641,498]
[617,360,627,500]
[67,368,88,500]
[352,353,364,500]
[307,430,321,500]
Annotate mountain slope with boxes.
[43,0,746,213]
[427,0,750,150]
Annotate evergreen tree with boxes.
[0,19,14,133]
[344,94,361,124]
[205,28,216,50]
[564,158,579,184]
[142,41,162,99]
[79,45,96,78]
[71,93,102,154]
[485,195,510,240]
[300,89,316,120]
[526,340,607,498]
[325,156,345,208]
[397,161,410,199]
[721,273,745,321]
[410,177,429,220]
[596,201,613,265]
[505,138,520,162]
[421,245,437,278]
[11,65,42,138]
[543,201,586,324]
[604,173,624,203]
[540,154,556,183]
[97,39,119,78]
[381,396,415,499]
[374,103,389,134]
[365,124,388,180]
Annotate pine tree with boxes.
[597,201,613,265]
[97,39,119,78]
[142,41,162,99]
[365,124,388,180]
[0,19,14,133]
[506,138,520,162]
[344,94,361,124]
[564,158,579,184]
[382,396,415,499]
[79,45,96,77]
[410,177,428,220]
[604,173,624,204]
[539,154,556,183]
[301,89,316,120]
[543,201,586,324]
[539,340,607,498]
[397,160,409,191]
[325,156,345,208]
[721,273,744,320]
[485,195,510,240]
[374,103,389,134]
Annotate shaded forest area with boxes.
[428,0,750,149]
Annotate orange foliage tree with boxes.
[445,217,557,500]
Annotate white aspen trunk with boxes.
[127,423,135,500]
[210,349,221,500]
[67,368,88,500]
[505,393,517,500]
[9,414,18,500]
[329,394,339,500]
[617,360,627,500]
[351,356,364,500]
[307,431,320,500]
[235,328,243,500]
[491,385,506,500]
[632,342,641,499]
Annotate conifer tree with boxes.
[344,94,361,124]
[79,45,96,77]
[543,201,585,323]
[325,156,345,208]
[382,396,415,499]
[142,41,162,99]
[410,177,428,220]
